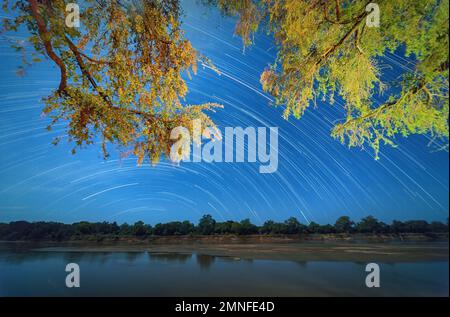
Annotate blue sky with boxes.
[0,1,448,225]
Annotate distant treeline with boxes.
[0,215,448,241]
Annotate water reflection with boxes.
[196,254,215,270]
[0,245,448,296]
[148,252,192,263]
[125,252,141,262]
[295,261,308,268]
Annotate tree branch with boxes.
[335,0,341,21]
[28,0,67,94]
[64,35,180,124]
[334,82,427,133]
[316,7,370,66]
[335,60,449,133]
[78,50,112,65]
[30,0,213,130]
[322,0,362,25]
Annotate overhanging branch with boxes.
[28,0,67,94]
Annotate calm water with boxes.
[0,248,448,296]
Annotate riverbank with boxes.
[2,232,448,244]
[1,234,448,263]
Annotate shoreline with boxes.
[1,232,448,244]
[1,234,448,263]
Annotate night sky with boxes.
[0,1,448,225]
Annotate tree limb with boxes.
[334,60,449,133]
[64,35,185,125]
[316,7,370,66]
[334,82,427,133]
[335,0,341,21]
[28,0,67,94]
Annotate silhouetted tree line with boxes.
[0,215,447,241]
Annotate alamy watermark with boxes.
[365,263,380,288]
[65,262,80,288]
[65,3,80,28]
[366,3,380,28]
[170,119,279,174]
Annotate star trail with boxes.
[0,1,448,225]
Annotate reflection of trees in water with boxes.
[353,261,369,267]
[148,252,192,264]
[125,252,142,262]
[295,261,308,268]
[63,252,118,265]
[0,250,100,264]
[196,254,216,270]
[0,251,56,264]
[0,250,147,265]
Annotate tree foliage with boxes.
[0,214,447,240]
[1,0,220,163]
[197,214,216,235]
[334,215,354,233]
[215,0,449,158]
[1,0,448,160]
